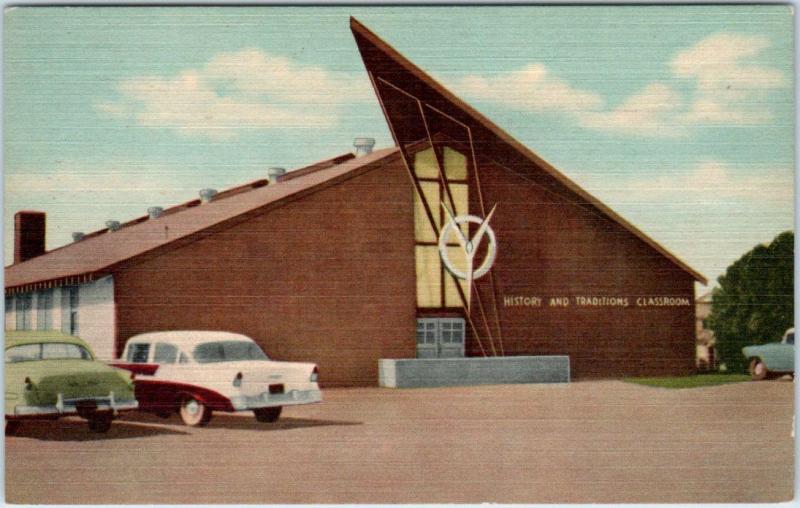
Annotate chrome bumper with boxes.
[13,392,139,417]
[231,389,322,411]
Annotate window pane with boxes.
[414,181,440,243]
[127,343,150,363]
[37,290,53,330]
[414,147,439,179]
[426,331,436,344]
[61,286,79,336]
[448,184,469,234]
[16,294,32,331]
[444,147,467,180]
[444,246,470,307]
[193,341,268,363]
[154,343,178,364]
[61,288,71,334]
[416,246,441,308]
[42,343,91,360]
[5,344,41,363]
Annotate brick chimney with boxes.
[14,211,46,264]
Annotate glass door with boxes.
[416,318,465,358]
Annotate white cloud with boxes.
[451,32,787,137]
[4,161,235,260]
[579,82,687,137]
[96,48,373,140]
[671,33,787,124]
[578,160,794,205]
[454,64,603,114]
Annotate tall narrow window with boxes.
[15,294,32,330]
[36,289,54,330]
[61,286,79,336]
[413,146,469,308]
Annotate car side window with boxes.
[153,343,178,364]
[5,344,41,363]
[786,333,794,345]
[127,343,151,363]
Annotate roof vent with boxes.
[353,137,375,156]
[105,220,121,232]
[199,188,218,203]
[268,167,286,183]
[147,206,164,219]
[72,232,85,242]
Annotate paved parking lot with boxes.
[5,379,794,504]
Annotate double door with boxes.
[416,318,465,358]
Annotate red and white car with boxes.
[112,331,321,426]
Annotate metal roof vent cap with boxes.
[147,206,164,219]
[72,232,85,242]
[267,167,286,183]
[353,137,375,157]
[105,220,121,232]
[199,188,218,203]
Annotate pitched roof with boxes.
[350,17,706,285]
[5,148,400,292]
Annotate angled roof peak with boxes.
[351,17,706,285]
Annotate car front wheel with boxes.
[179,397,212,426]
[749,358,768,381]
[87,413,113,433]
[254,406,282,423]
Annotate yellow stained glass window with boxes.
[444,147,467,180]
[447,183,469,235]
[413,148,439,179]
[443,246,470,307]
[416,246,441,308]
[414,181,440,242]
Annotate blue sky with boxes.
[3,6,794,289]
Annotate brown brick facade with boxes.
[113,149,694,386]
[469,157,695,377]
[114,159,417,387]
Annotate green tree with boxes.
[707,231,794,373]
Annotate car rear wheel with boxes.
[87,413,113,433]
[179,397,212,426]
[749,358,768,381]
[254,406,282,423]
[5,420,20,436]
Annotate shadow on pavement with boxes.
[120,411,363,431]
[208,415,363,431]
[6,418,190,441]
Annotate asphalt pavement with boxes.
[5,379,794,503]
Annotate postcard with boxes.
[3,5,794,504]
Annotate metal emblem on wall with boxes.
[438,202,498,288]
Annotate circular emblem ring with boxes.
[438,214,498,280]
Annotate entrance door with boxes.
[416,318,465,358]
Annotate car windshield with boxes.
[192,341,269,363]
[5,342,93,363]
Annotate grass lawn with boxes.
[624,373,751,389]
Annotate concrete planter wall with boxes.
[379,355,570,388]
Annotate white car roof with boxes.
[125,331,256,350]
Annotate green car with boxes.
[5,331,138,435]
